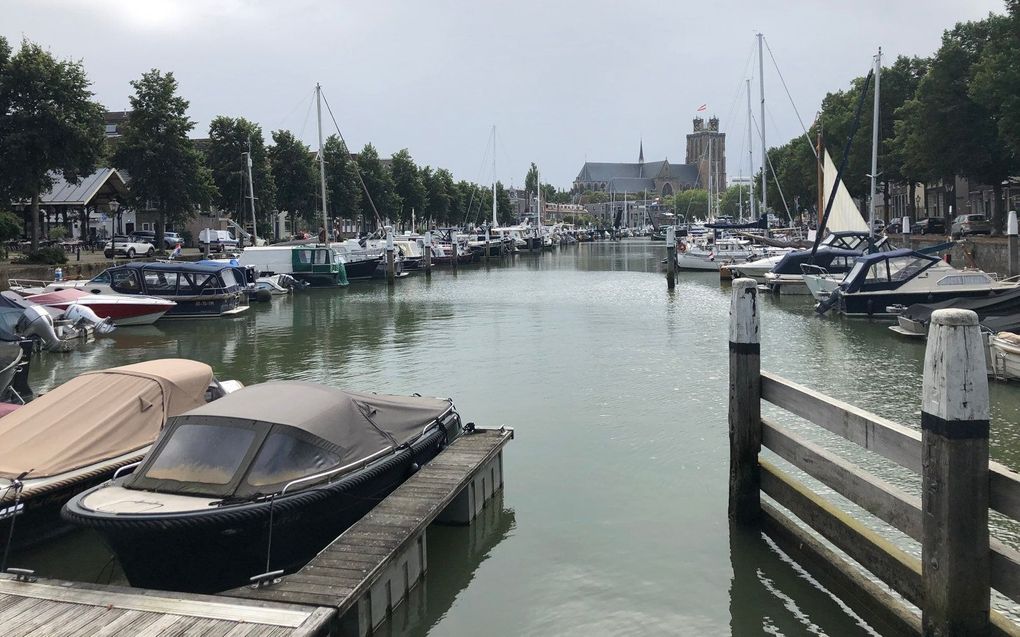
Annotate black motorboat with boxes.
[891,287,1020,336]
[63,382,462,593]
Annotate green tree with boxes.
[269,130,316,230]
[972,2,1020,160]
[0,211,21,258]
[390,149,427,226]
[322,135,361,230]
[356,143,397,229]
[666,189,709,221]
[205,116,276,224]
[115,69,215,250]
[0,37,105,250]
[422,167,454,227]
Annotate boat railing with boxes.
[280,446,394,495]
[112,461,142,480]
[799,264,829,277]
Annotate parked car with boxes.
[870,218,886,233]
[130,230,183,249]
[199,229,239,253]
[951,214,992,238]
[104,236,155,259]
[915,217,946,235]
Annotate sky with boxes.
[1,0,1007,189]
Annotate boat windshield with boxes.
[142,423,256,486]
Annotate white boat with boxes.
[675,237,758,272]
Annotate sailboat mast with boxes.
[245,141,258,246]
[868,48,881,239]
[758,32,766,216]
[316,83,328,241]
[747,78,755,219]
[817,130,824,229]
[491,125,498,227]
[707,136,713,220]
[536,166,541,228]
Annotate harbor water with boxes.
[17,239,1020,635]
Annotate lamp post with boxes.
[108,200,119,259]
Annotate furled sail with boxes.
[823,149,869,233]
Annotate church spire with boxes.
[638,138,644,163]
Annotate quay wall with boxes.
[0,261,112,290]
[904,235,1010,275]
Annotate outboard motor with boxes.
[17,305,89,352]
[63,304,116,336]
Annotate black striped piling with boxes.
[666,226,676,289]
[728,278,761,526]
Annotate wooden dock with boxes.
[727,278,1020,636]
[222,426,513,636]
[0,573,334,636]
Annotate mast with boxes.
[245,140,258,246]
[758,32,767,216]
[536,166,541,228]
[707,136,713,220]
[747,78,755,219]
[491,125,498,227]
[316,83,328,241]
[868,48,881,239]
[817,130,824,229]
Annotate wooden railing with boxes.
[728,278,1020,636]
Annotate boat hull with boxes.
[64,428,446,593]
[840,290,1004,318]
[344,257,384,280]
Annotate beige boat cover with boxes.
[0,359,212,479]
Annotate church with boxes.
[573,117,726,198]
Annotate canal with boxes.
[15,239,1020,635]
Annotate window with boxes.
[144,424,256,485]
[110,270,141,293]
[245,431,340,487]
[889,257,933,282]
[142,223,151,231]
[219,269,239,288]
[938,274,992,286]
[182,272,214,292]
[296,250,313,264]
[90,271,111,284]
[142,270,178,294]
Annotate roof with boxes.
[38,168,129,206]
[111,261,234,274]
[576,160,700,190]
[177,381,452,456]
[0,359,213,480]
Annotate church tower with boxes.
[686,117,726,195]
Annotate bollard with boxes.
[921,308,990,635]
[1008,211,1017,278]
[424,231,432,277]
[666,226,676,290]
[385,225,395,285]
[728,279,761,526]
[451,238,458,272]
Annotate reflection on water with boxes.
[14,240,1020,634]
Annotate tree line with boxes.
[0,35,529,253]
[759,1,1020,233]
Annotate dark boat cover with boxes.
[705,217,768,230]
[899,287,1020,326]
[127,382,453,497]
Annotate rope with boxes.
[319,90,384,229]
[764,36,818,160]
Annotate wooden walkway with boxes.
[0,574,333,636]
[224,427,512,635]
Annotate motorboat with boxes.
[238,245,349,287]
[762,232,890,295]
[0,359,241,551]
[25,288,174,326]
[889,288,1020,337]
[674,237,757,272]
[255,273,305,295]
[64,382,462,593]
[74,262,249,319]
[0,292,104,352]
[815,249,1018,317]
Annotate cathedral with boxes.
[573,117,726,198]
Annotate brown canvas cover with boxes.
[0,359,212,479]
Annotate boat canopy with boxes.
[0,359,213,479]
[900,287,1020,325]
[126,382,454,498]
[840,249,940,293]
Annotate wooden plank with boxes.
[760,458,923,606]
[761,501,921,636]
[761,371,922,473]
[991,462,1020,521]
[762,417,922,541]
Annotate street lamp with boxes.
[108,200,119,258]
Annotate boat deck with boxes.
[223,426,513,634]
[0,574,334,636]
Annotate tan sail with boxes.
[823,149,868,233]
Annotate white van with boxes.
[199,229,239,252]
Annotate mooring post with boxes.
[728,278,761,526]
[921,308,990,636]
[666,226,676,290]
[1008,210,1017,278]
[423,231,432,277]
[451,234,458,272]
[385,225,395,285]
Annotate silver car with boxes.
[951,214,992,237]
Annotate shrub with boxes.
[19,247,68,265]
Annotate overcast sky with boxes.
[2,0,1006,188]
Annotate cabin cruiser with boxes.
[675,237,757,271]
[762,232,891,295]
[238,246,348,287]
[64,382,463,593]
[0,360,241,551]
[889,288,1020,337]
[815,249,1018,317]
[329,240,390,279]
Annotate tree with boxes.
[525,163,538,197]
[390,149,427,226]
[422,167,453,227]
[0,37,105,250]
[322,135,361,230]
[269,130,316,230]
[205,116,276,225]
[356,144,397,230]
[114,69,214,250]
[0,211,21,258]
[665,189,708,221]
[718,185,748,217]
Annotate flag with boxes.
[696,104,707,112]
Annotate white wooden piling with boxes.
[921,308,990,635]
[666,226,676,289]
[1008,211,1017,278]
[385,226,395,285]
[728,278,761,525]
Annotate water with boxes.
[15,240,1020,635]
